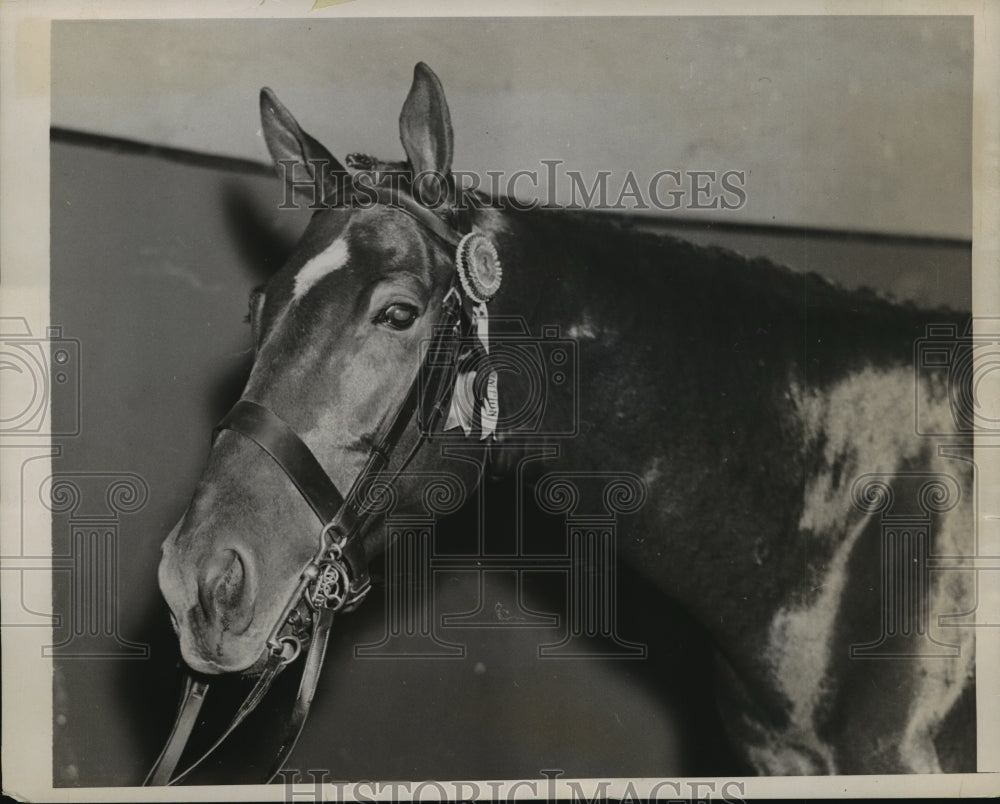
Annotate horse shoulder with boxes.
[748,363,975,773]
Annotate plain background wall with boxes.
[47,15,972,787]
[52,16,972,238]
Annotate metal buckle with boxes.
[307,559,349,612]
[303,522,361,613]
[274,635,302,665]
[320,519,349,554]
[265,602,313,666]
[339,578,372,612]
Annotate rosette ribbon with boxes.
[444,231,503,439]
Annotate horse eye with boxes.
[377,303,419,330]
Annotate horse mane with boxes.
[476,201,968,391]
[518,204,956,311]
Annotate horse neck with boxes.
[480,206,650,337]
[471,203,961,654]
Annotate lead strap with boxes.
[144,607,331,787]
[143,676,210,786]
[266,608,336,782]
[164,655,283,786]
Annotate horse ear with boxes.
[399,63,454,202]
[260,87,347,208]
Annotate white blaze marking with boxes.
[293,237,349,300]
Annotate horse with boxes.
[155,62,975,779]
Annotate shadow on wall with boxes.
[48,136,969,786]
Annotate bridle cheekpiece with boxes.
[146,172,501,786]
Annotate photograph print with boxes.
[2,4,998,800]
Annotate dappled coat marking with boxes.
[752,369,973,773]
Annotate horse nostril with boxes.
[199,547,256,634]
[215,549,244,606]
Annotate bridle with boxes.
[145,180,495,786]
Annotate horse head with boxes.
[157,64,491,674]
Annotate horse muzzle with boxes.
[158,538,269,674]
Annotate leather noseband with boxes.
[146,183,475,786]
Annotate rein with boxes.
[145,182,495,786]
